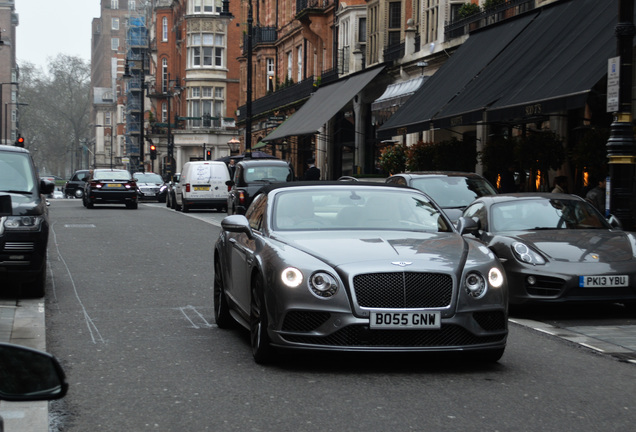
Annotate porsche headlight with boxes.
[281,267,303,288]
[464,272,487,299]
[512,242,545,265]
[309,272,338,298]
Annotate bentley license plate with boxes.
[106,183,122,188]
[370,311,441,329]
[579,275,628,287]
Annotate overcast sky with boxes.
[16,0,100,70]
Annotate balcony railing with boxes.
[383,42,405,63]
[242,26,278,54]
[444,0,535,40]
[296,0,333,15]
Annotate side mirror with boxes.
[40,179,55,195]
[0,343,68,402]
[457,216,480,236]
[0,194,12,216]
[607,214,623,230]
[221,215,253,239]
[225,180,235,187]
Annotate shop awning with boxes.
[264,66,385,142]
[432,0,617,127]
[376,13,536,139]
[371,76,426,111]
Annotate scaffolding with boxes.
[125,1,150,173]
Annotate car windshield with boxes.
[0,152,36,194]
[93,171,132,181]
[244,166,292,183]
[135,173,163,183]
[272,188,452,232]
[410,176,496,208]
[490,198,610,231]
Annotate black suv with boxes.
[226,159,294,215]
[0,145,55,297]
[63,169,90,198]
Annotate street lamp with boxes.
[164,74,181,181]
[227,137,240,154]
[245,0,253,156]
[4,101,28,144]
[606,0,636,230]
[0,81,18,144]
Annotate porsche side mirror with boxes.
[221,215,253,239]
[607,214,623,230]
[457,216,480,236]
[0,342,68,402]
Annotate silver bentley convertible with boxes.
[213,182,508,363]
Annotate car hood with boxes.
[508,230,635,263]
[275,231,469,272]
[4,192,46,216]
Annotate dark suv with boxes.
[63,169,90,198]
[0,145,55,297]
[226,159,294,215]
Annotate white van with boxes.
[174,161,230,212]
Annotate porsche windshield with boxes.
[272,188,451,232]
[490,198,610,231]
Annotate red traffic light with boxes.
[149,144,157,160]
[15,136,25,147]
[149,144,156,151]
[206,150,212,160]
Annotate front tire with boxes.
[250,274,274,364]
[213,258,234,329]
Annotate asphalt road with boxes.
[41,200,636,431]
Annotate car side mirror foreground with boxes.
[457,216,481,236]
[221,215,253,239]
[40,179,55,195]
[0,342,68,402]
[608,214,623,230]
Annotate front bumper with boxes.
[0,230,48,279]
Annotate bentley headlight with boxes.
[512,242,545,265]
[488,267,504,288]
[281,267,303,288]
[464,272,487,299]
[309,272,338,298]
[3,216,43,232]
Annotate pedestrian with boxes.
[585,176,606,214]
[499,164,516,193]
[552,175,568,193]
[228,159,236,179]
[303,157,320,180]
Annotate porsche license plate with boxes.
[370,311,441,329]
[193,186,210,191]
[579,275,628,288]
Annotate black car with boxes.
[0,144,55,297]
[133,172,165,202]
[63,169,90,199]
[82,169,138,209]
[226,159,294,215]
[386,172,498,224]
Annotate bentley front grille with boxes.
[353,272,453,308]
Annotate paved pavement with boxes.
[0,298,49,432]
[1,296,635,431]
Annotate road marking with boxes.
[178,305,214,329]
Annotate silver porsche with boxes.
[213,182,508,363]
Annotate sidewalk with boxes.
[0,299,49,432]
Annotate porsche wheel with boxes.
[213,258,234,329]
[250,273,273,364]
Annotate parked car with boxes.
[82,169,138,209]
[163,173,180,209]
[226,159,294,215]
[133,172,164,202]
[63,169,90,199]
[385,172,498,224]
[174,161,229,212]
[214,182,508,363]
[0,144,55,297]
[462,193,636,306]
